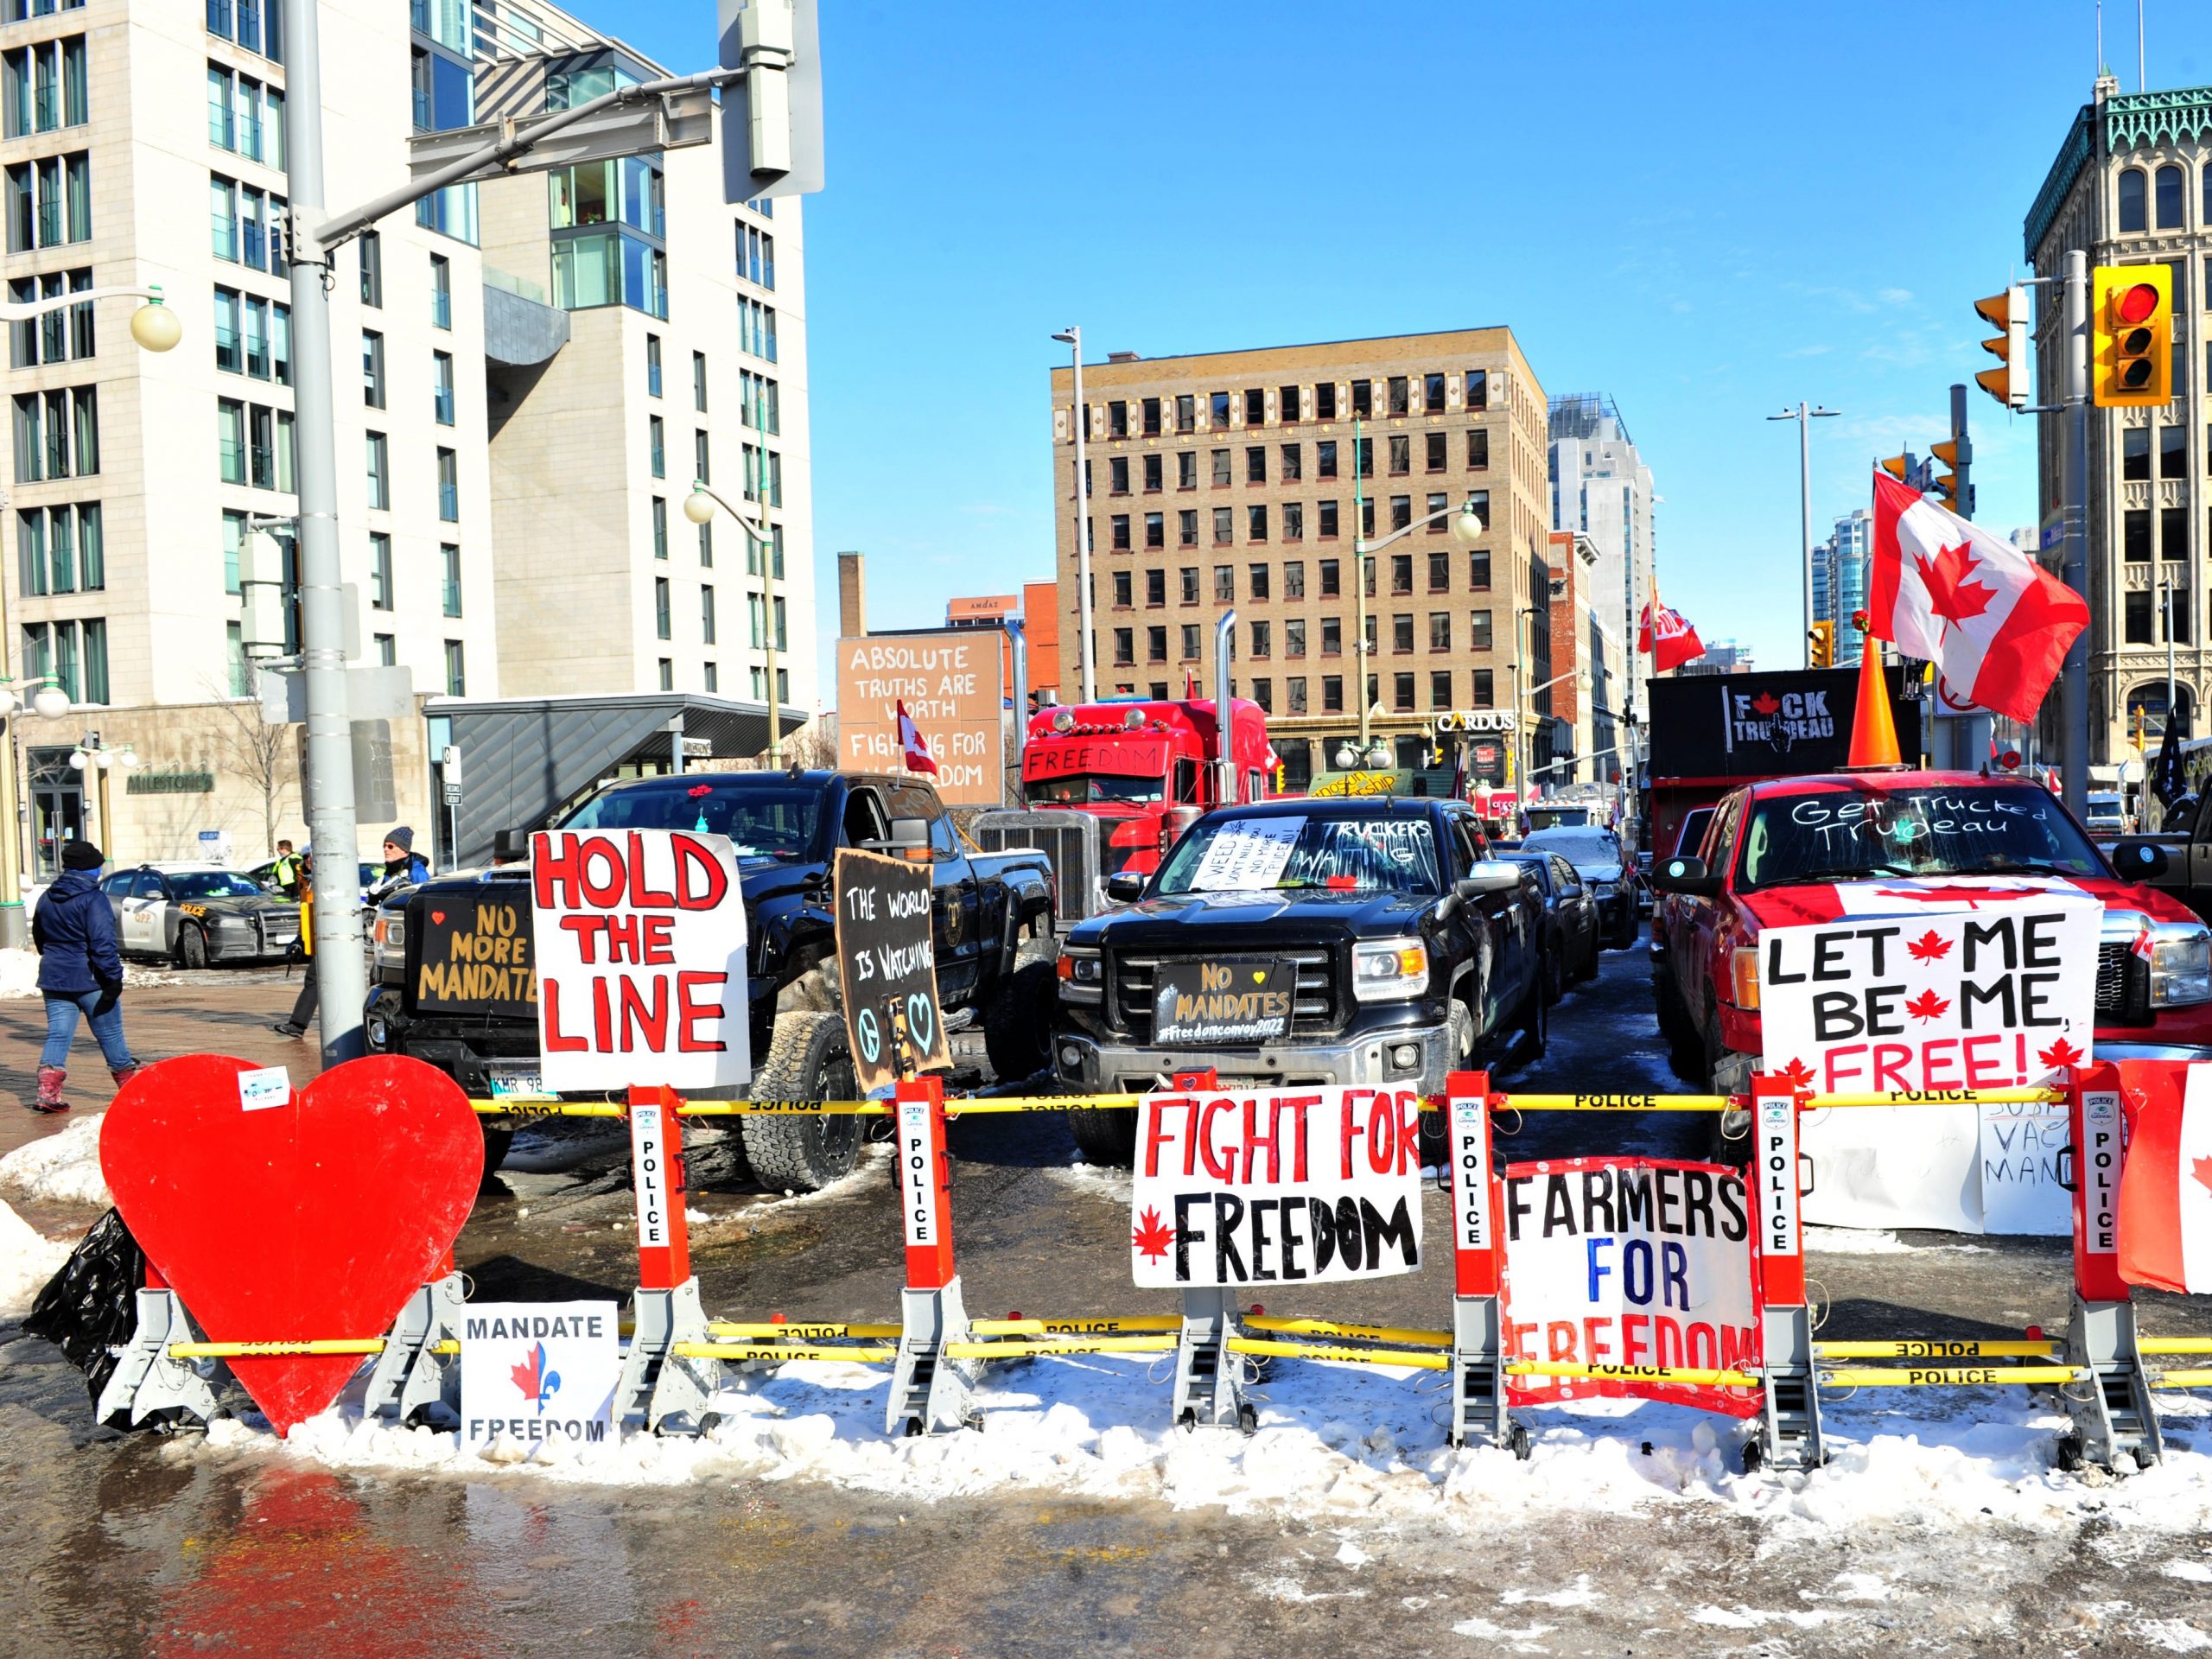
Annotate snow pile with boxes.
[0,949,38,1000]
[183,1344,2212,1546]
[0,1198,72,1315]
[0,1110,111,1207]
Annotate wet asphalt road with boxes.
[3,944,2211,1656]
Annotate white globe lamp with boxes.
[682,486,716,526]
[30,680,68,720]
[129,287,182,353]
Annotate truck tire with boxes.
[1656,969,1702,1082]
[1065,1104,1138,1166]
[1573,923,1601,984]
[481,1124,513,1178]
[983,958,1058,1085]
[1418,999,1479,1166]
[740,1010,865,1192]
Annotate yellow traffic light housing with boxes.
[1974,287,2031,409]
[1929,439,1961,510]
[1878,454,1910,481]
[1808,619,1835,668]
[2093,264,2172,407]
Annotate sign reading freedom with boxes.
[1129,1086,1424,1287]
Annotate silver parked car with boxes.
[101,862,302,968]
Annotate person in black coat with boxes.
[30,838,140,1113]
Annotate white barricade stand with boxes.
[1752,1071,1825,1471]
[2062,1060,2163,1471]
[612,1084,721,1433]
[1445,1068,1519,1452]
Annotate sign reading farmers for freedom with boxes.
[834,847,950,1095]
[1130,1087,1424,1287]
[836,632,1004,806]
[1500,1158,1760,1417]
[413,893,534,1014]
[1758,884,2098,1232]
[461,1300,620,1454]
[531,830,749,1092]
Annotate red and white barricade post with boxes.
[1444,1069,1520,1452]
[887,1072,978,1435]
[2062,1060,2163,1471]
[1751,1071,1825,1470]
[361,1243,467,1426]
[1162,1067,1253,1430]
[613,1084,721,1433]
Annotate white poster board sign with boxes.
[1190,817,1303,891]
[461,1300,620,1453]
[1131,1086,1423,1287]
[531,830,751,1092]
[1977,1099,2073,1236]
[1759,886,2097,1231]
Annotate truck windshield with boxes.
[1736,785,2105,890]
[1154,814,1442,895]
[1025,773,1165,806]
[561,782,821,861]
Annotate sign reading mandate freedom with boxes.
[836,632,1004,807]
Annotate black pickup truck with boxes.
[362,769,1057,1188]
[1050,796,1546,1162]
[2113,793,2212,925]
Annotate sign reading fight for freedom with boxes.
[1500,1158,1760,1416]
[836,632,1004,806]
[531,830,750,1092]
[460,1300,620,1454]
[1130,1086,1424,1287]
[833,847,950,1094]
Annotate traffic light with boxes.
[1878,454,1911,481]
[1974,286,2030,409]
[1808,619,1835,668]
[2093,264,2172,407]
[1929,439,1961,512]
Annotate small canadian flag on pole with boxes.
[2118,1062,2212,1295]
[1637,587,1704,673]
[1869,471,2088,722]
[896,699,939,776]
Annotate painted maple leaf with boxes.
[1906,929,1953,963]
[1776,1056,1816,1090]
[1913,539,1996,637]
[1904,988,1951,1022]
[2037,1037,2086,1070]
[510,1341,561,1413]
[1752,691,1782,715]
[2195,1154,2212,1198]
[1131,1205,1175,1262]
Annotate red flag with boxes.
[895,700,939,775]
[1637,597,1705,673]
[2117,1062,2212,1294]
[1869,471,2087,723]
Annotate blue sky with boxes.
[577,1,2212,701]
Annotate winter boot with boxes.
[32,1066,66,1114]
[109,1063,143,1094]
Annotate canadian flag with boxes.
[2118,1061,2212,1294]
[1637,594,1705,673]
[895,699,939,775]
[1870,471,2088,723]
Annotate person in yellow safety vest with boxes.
[270,838,303,899]
[273,849,316,1039]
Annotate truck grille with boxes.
[1112,949,1337,1041]
[2095,941,2127,1015]
[973,810,1100,921]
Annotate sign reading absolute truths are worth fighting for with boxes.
[1130,1087,1424,1287]
[460,1300,621,1454]
[834,847,950,1095]
[1500,1158,1760,1417]
[531,830,750,1093]
[836,632,1004,807]
[1758,880,2098,1233]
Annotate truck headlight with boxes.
[374,914,405,950]
[1353,938,1429,1002]
[1058,945,1103,1003]
[2149,923,2212,1007]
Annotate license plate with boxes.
[1153,958,1294,1046]
[489,1067,553,1100]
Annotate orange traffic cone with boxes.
[1846,614,1902,768]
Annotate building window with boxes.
[2157,163,2185,230]
[207,172,283,271]
[1214,565,1234,602]
[740,222,775,289]
[1387,376,1409,416]
[650,494,669,560]
[1467,429,1489,469]
[1317,440,1338,480]
[1357,437,1373,479]
[693,349,709,411]
[1424,372,1446,414]
[433,349,454,425]
[1389,435,1410,475]
[1252,677,1272,714]
[2163,422,2186,479]
[1281,442,1302,482]
[653,575,671,640]
[1390,550,1412,591]
[1393,613,1414,653]
[1211,448,1231,486]
[14,385,96,481]
[1176,394,1195,433]
[2125,425,2151,480]
[1110,513,1130,551]
[1246,445,1266,485]
[1179,567,1199,604]
[695,429,711,486]
[1426,491,1448,531]
[1465,370,1488,409]
[1143,568,1165,607]
[1141,397,1161,437]
[2163,504,2188,561]
[1323,674,1344,712]
[1179,509,1198,547]
[1249,620,1270,658]
[1427,549,1451,592]
[740,298,777,360]
[1469,550,1491,590]
[1248,505,1268,541]
[1470,609,1493,651]
[1175,450,1196,490]
[1319,557,1340,598]
[1424,431,1446,474]
[697,518,712,566]
[649,415,665,478]
[9,150,89,251]
[1285,618,1306,658]
[1243,387,1265,426]
[8,35,88,139]
[365,429,388,509]
[1473,668,1493,707]
[445,639,467,696]
[551,226,668,318]
[1209,391,1230,428]
[1145,511,1164,550]
[374,632,396,666]
[1280,385,1301,423]
[1112,627,1133,665]
[1430,671,1452,709]
[2126,588,2154,643]
[1212,506,1232,544]
[1283,501,1304,540]
[1143,453,1162,493]
[1318,499,1339,539]
[1181,624,1201,661]
[369,531,391,608]
[430,251,451,328]
[435,542,460,616]
[435,447,459,520]
[362,329,385,407]
[2120,167,2148,232]
[1321,617,1342,655]
[1145,625,1166,663]
[2125,507,2151,563]
[646,334,662,397]
[1429,612,1452,652]
[701,583,716,645]
[703,662,718,693]
[1109,455,1128,495]
[8,268,93,367]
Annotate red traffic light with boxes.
[2117,281,2162,324]
[2000,749,2022,769]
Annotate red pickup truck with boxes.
[1649,769,2212,1149]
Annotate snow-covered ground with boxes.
[0,1109,109,1206]
[0,946,191,997]
[0,1198,71,1316]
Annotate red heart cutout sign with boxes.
[101,1054,483,1436]
[430,911,445,925]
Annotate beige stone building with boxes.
[1049,329,1555,798]
[0,0,812,876]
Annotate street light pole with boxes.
[1768,402,1839,666]
[1052,327,1096,703]
[2060,249,2091,817]
[683,482,779,761]
[1350,487,1485,754]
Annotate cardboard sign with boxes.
[461,1300,620,1454]
[1152,958,1293,1046]
[1760,895,2097,1232]
[834,847,950,1094]
[1500,1158,1761,1417]
[1977,1098,2072,1236]
[836,632,1004,806]
[531,830,750,1093]
[414,892,535,1014]
[1190,816,1303,890]
[1129,1086,1424,1287]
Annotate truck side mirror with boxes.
[1649,855,1721,898]
[2113,839,2170,879]
[1106,871,1147,903]
[865,817,931,859]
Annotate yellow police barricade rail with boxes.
[1507,1359,1763,1389]
[1228,1337,1450,1371]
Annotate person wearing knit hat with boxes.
[367,825,429,903]
[29,839,139,1112]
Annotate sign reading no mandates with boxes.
[531,830,750,1093]
[1129,1086,1424,1287]
[834,847,950,1095]
[413,893,535,1014]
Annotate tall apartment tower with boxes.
[0,0,810,871]
[1048,330,1555,795]
[2027,74,2209,757]
[1547,394,1653,727]
[1813,507,1872,666]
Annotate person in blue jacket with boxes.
[30,838,140,1113]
